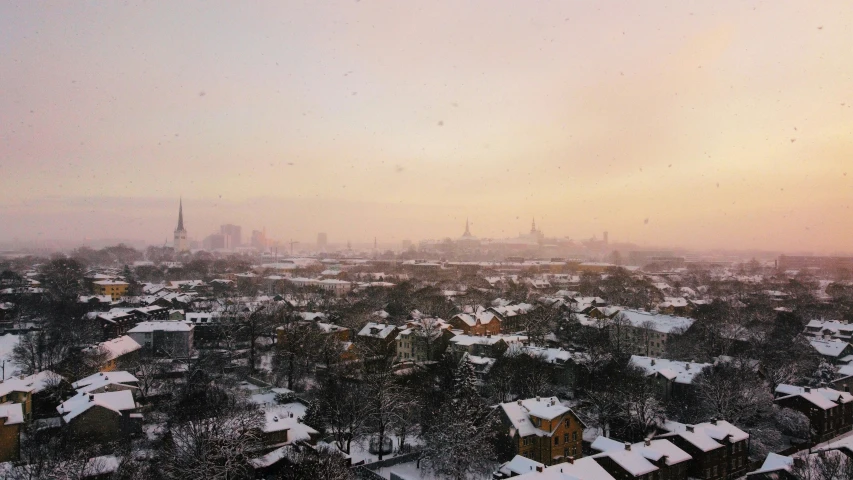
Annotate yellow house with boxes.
[92,281,129,301]
[0,404,23,462]
[0,380,34,421]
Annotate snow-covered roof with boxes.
[0,403,24,425]
[809,338,851,357]
[591,437,658,476]
[748,453,793,475]
[93,280,129,286]
[357,322,397,339]
[591,436,691,471]
[0,377,35,397]
[452,308,498,327]
[259,402,318,444]
[660,420,748,452]
[618,310,695,334]
[450,334,526,347]
[17,370,64,394]
[630,356,711,384]
[775,384,853,410]
[57,390,136,422]
[501,397,573,438]
[128,321,193,333]
[84,335,141,362]
[72,371,138,394]
[510,456,616,480]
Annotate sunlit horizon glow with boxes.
[1,1,851,253]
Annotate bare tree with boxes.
[362,360,415,461]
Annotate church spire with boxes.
[177,197,185,231]
[463,217,471,236]
[531,217,536,234]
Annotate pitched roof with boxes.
[500,397,575,437]
[630,356,711,384]
[775,384,853,410]
[57,390,136,422]
[660,420,748,452]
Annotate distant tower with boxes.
[463,218,472,237]
[173,198,189,252]
[531,217,537,234]
[603,231,609,244]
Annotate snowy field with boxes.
[375,460,494,480]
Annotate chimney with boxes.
[686,425,694,433]
[711,418,718,425]
[645,439,651,446]
[651,359,656,366]
[805,387,811,393]
[537,396,541,402]
[518,400,523,406]
[536,466,544,472]
[624,442,631,451]
[88,394,94,402]
[273,416,278,422]
[567,456,574,464]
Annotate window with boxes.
[572,431,577,441]
[564,433,569,443]
[554,436,559,445]
[565,418,571,428]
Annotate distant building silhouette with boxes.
[220,224,241,248]
[173,199,189,252]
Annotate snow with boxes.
[358,322,397,339]
[85,335,141,361]
[249,387,294,406]
[591,436,691,469]
[509,457,617,480]
[0,403,24,425]
[618,310,695,334]
[451,334,526,347]
[128,321,193,333]
[375,459,493,480]
[17,370,64,394]
[500,397,571,437]
[749,453,794,474]
[500,455,543,476]
[630,356,711,384]
[72,371,139,395]
[57,390,137,422]
[661,420,748,452]
[775,384,853,410]
[591,438,657,476]
[809,338,851,357]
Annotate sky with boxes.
[1,0,851,253]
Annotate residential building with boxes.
[56,390,141,443]
[355,322,399,355]
[448,334,526,361]
[609,310,695,357]
[774,384,853,442]
[127,321,194,357]
[0,404,23,462]
[590,436,692,480]
[745,453,796,479]
[804,319,853,341]
[499,396,585,466]
[395,318,453,362]
[220,224,242,248]
[657,420,750,480]
[808,338,853,364]
[81,335,141,372]
[630,356,711,400]
[92,281,129,301]
[450,307,502,336]
[0,380,33,421]
[489,302,536,332]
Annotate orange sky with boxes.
[1,1,851,252]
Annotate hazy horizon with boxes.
[2,1,852,254]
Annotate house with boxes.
[127,321,194,357]
[92,281,129,301]
[131,305,170,321]
[808,338,853,364]
[499,397,585,465]
[610,310,695,357]
[81,335,141,371]
[590,436,692,480]
[448,334,526,361]
[745,453,796,480]
[489,303,536,332]
[658,297,693,316]
[78,295,114,312]
[90,309,138,340]
[256,401,319,447]
[0,403,23,462]
[803,319,853,341]
[355,322,399,355]
[774,384,853,442]
[450,307,502,336]
[629,356,711,400]
[56,390,141,443]
[520,346,588,388]
[657,420,750,480]
[495,455,616,480]
[0,379,34,421]
[395,318,454,363]
[16,370,68,418]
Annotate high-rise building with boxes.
[251,229,268,250]
[220,224,242,248]
[203,233,227,250]
[317,232,328,249]
[173,199,189,252]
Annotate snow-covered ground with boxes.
[0,334,21,380]
[346,434,423,465]
[374,460,494,480]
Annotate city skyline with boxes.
[2,1,852,253]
